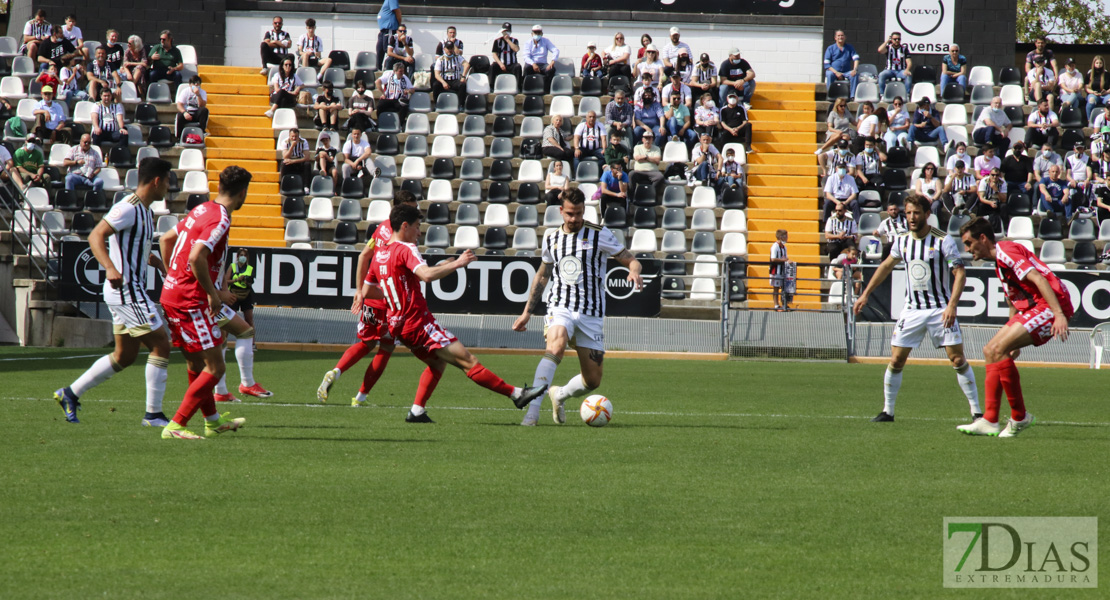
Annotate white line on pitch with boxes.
[0,354,105,362]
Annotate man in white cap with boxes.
[522,24,559,93]
[489,22,522,88]
[718,46,756,108]
[661,26,692,78]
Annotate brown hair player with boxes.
[957,217,1073,437]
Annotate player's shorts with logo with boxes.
[1010,303,1072,347]
[356,303,391,343]
[108,292,165,337]
[392,311,457,356]
[544,306,604,351]
[891,307,962,348]
[164,304,225,354]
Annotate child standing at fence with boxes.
[770,229,790,311]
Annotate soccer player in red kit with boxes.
[958,217,1073,437]
[158,166,254,439]
[316,190,418,406]
[361,203,545,422]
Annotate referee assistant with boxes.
[376,0,402,71]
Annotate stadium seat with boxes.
[339,177,364,199]
[435,93,460,115]
[826,80,849,101]
[332,221,358,245]
[1060,106,1083,128]
[493,74,518,95]
[431,114,458,136]
[514,205,539,227]
[70,211,95,236]
[853,82,879,104]
[549,96,574,118]
[430,157,454,180]
[998,67,1021,86]
[489,137,513,159]
[910,82,936,104]
[604,205,629,229]
[484,227,508,250]
[1073,241,1098,266]
[405,113,430,135]
[914,146,941,168]
[466,73,490,95]
[1069,216,1097,241]
[281,196,306,219]
[492,94,516,116]
[688,278,715,301]
[457,180,482,202]
[377,112,401,134]
[1006,216,1034,240]
[662,142,689,164]
[881,81,906,104]
[519,94,544,117]
[307,196,335,223]
[1039,240,1065,264]
[968,66,993,87]
[491,116,515,137]
[336,198,361,222]
[660,230,686,253]
[182,171,209,195]
[661,277,686,300]
[177,148,205,172]
[487,181,511,204]
[1000,85,1024,107]
[284,220,311,244]
[628,229,656,253]
[368,177,393,200]
[461,136,485,158]
[523,74,546,95]
[516,182,540,204]
[969,84,993,105]
[424,202,450,226]
[721,232,747,256]
[517,160,543,183]
[690,187,716,208]
[409,92,432,113]
[689,209,715,232]
[186,194,208,211]
[946,213,970,237]
[424,225,449,248]
[577,96,602,118]
[631,184,657,207]
[1099,220,1110,242]
[661,185,687,208]
[464,94,488,115]
[941,83,965,104]
[455,115,482,138]
[403,135,428,157]
[575,161,600,183]
[882,169,908,191]
[543,205,562,227]
[53,189,81,211]
[517,117,543,140]
[720,210,746,233]
[146,81,172,103]
[631,206,656,229]
[912,64,937,85]
[455,203,480,226]
[512,228,537,251]
[453,226,480,250]
[431,135,457,158]
[483,159,509,181]
[1039,215,1064,241]
[328,51,351,71]
[942,104,967,127]
[399,156,426,180]
[858,190,882,212]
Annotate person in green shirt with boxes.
[149,29,184,88]
[603,132,629,170]
[12,134,47,189]
[664,92,696,145]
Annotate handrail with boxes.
[0,180,61,285]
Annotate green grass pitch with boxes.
[1,346,1107,599]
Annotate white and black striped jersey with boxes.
[947,172,977,194]
[283,137,309,159]
[694,63,716,85]
[890,228,963,311]
[23,19,51,41]
[101,193,154,306]
[874,214,907,242]
[492,37,519,66]
[297,34,322,55]
[542,223,625,318]
[263,29,291,55]
[377,72,411,100]
[93,102,123,132]
[435,54,464,80]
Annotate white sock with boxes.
[235,337,255,387]
[214,347,229,394]
[955,363,981,414]
[883,367,903,416]
[205,412,221,423]
[355,391,367,403]
[145,356,169,413]
[526,355,560,416]
[410,404,425,416]
[555,374,593,402]
[70,355,122,397]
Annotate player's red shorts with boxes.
[163,304,225,354]
[1008,303,1071,347]
[392,312,458,356]
[356,304,391,343]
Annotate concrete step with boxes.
[747,121,818,133]
[750,100,816,111]
[200,65,266,75]
[207,147,277,160]
[757,82,817,91]
[746,152,815,166]
[206,158,275,172]
[751,130,818,144]
[209,104,273,116]
[747,265,823,279]
[208,93,271,107]
[752,90,813,102]
[203,82,272,95]
[746,164,818,176]
[228,226,285,242]
[205,136,275,150]
[748,242,821,259]
[208,170,280,184]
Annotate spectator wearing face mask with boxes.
[909,98,946,148]
[1001,142,1035,196]
[717,92,752,152]
[976,168,1008,219]
[972,96,1011,154]
[313,81,343,132]
[820,137,855,178]
[823,162,859,222]
[694,93,720,139]
[522,24,559,93]
[346,78,377,132]
[603,132,630,170]
[945,141,972,173]
[174,75,209,138]
[717,47,755,107]
[490,24,522,88]
[633,88,665,142]
[691,133,720,185]
[316,130,340,191]
[660,27,692,78]
[853,137,886,191]
[973,144,1001,180]
[224,249,257,329]
[12,135,47,190]
[605,89,635,138]
[688,53,717,97]
[719,146,744,190]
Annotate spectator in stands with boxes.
[877,32,912,98]
[908,97,946,148]
[298,19,333,73]
[1001,142,1035,197]
[816,97,855,155]
[175,75,209,138]
[662,71,693,108]
[347,78,376,132]
[1085,56,1110,123]
[280,127,312,189]
[875,203,908,250]
[316,131,339,191]
[1025,99,1060,148]
[1058,58,1085,110]
[104,30,124,74]
[1033,142,1063,190]
[915,162,943,208]
[770,229,790,310]
[38,25,77,73]
[945,141,972,173]
[631,129,665,193]
[719,146,743,189]
[87,47,121,102]
[22,10,50,63]
[633,72,658,107]
[33,85,69,144]
[884,96,910,149]
[942,160,977,215]
[522,25,559,93]
[939,44,968,91]
[1025,56,1056,106]
[0,140,13,187]
[717,48,755,107]
[689,53,717,97]
[149,30,185,90]
[674,52,694,84]
[123,35,149,95]
[574,110,607,171]
[1066,140,1091,204]
[823,158,859,221]
[434,26,464,57]
[376,0,402,71]
[376,61,413,122]
[605,90,635,138]
[1025,36,1058,75]
[634,88,665,141]
[264,58,302,119]
[691,133,720,186]
[975,168,1007,218]
[1039,163,1072,217]
[603,132,629,170]
[635,34,652,62]
[383,23,414,78]
[259,16,292,74]
[661,27,692,78]
[830,247,863,294]
[824,204,859,260]
[973,144,1001,180]
[854,137,885,191]
[635,45,666,89]
[819,136,854,177]
[57,56,84,102]
[91,87,125,146]
[717,92,752,153]
[313,81,342,132]
[581,42,603,78]
[341,127,374,182]
[664,92,696,146]
[12,134,46,190]
[603,32,632,81]
[62,15,87,61]
[823,30,859,97]
[433,41,469,102]
[599,160,629,213]
[855,101,881,152]
[63,134,104,192]
[693,93,720,139]
[1091,146,1110,220]
[972,96,1011,153]
[542,114,572,161]
[489,24,521,87]
[544,159,569,205]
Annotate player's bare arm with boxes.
[351,241,375,313]
[614,249,643,290]
[149,253,166,277]
[513,262,554,332]
[1025,269,1070,341]
[158,226,178,277]
[942,264,966,328]
[87,220,122,288]
[412,250,476,283]
[188,243,234,315]
[852,253,900,315]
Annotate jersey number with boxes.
[168,231,190,270]
[382,276,402,312]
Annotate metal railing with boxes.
[0,182,61,285]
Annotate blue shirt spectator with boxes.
[908,100,948,146]
[634,96,665,141]
[377,0,401,30]
[522,30,559,68]
[600,166,628,193]
[940,46,968,90]
[823,30,859,95]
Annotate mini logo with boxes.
[72,247,103,296]
[943,517,1097,588]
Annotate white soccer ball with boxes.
[580,395,613,427]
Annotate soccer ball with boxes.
[580,395,612,427]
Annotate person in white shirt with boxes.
[972,96,1011,154]
[1025,57,1056,105]
[1058,58,1084,108]
[604,32,632,80]
[874,202,908,246]
[945,142,974,173]
[943,160,978,215]
[33,85,70,143]
[264,58,303,118]
[298,18,333,72]
[975,168,1008,218]
[174,75,209,138]
[63,134,104,192]
[1024,99,1060,148]
[823,165,860,221]
[634,45,666,87]
[660,27,693,78]
[1065,140,1091,204]
[661,72,693,108]
[62,14,86,60]
[341,128,374,181]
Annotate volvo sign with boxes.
[886,0,955,54]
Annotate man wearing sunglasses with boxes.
[259,16,291,75]
[149,30,184,90]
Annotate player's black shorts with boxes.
[230,292,254,312]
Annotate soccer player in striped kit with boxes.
[513,188,644,426]
[54,158,174,426]
[852,193,982,423]
[957,217,1073,437]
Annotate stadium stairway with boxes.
[744,82,821,309]
[198,65,285,246]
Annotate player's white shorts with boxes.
[216,304,237,328]
[544,307,604,351]
[891,308,962,349]
[108,294,165,337]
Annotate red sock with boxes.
[173,371,219,427]
[466,363,514,397]
[414,366,443,407]
[997,358,1026,421]
[360,351,392,393]
[336,342,372,373]
[187,370,200,385]
[983,362,1003,424]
